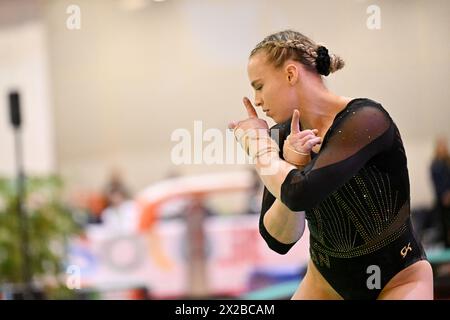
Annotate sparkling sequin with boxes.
[305,166,404,262]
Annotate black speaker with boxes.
[9,91,21,128]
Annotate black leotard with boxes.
[259,98,427,299]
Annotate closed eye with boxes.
[251,79,263,91]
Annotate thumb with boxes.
[228,120,239,130]
[291,109,301,134]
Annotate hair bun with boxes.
[315,46,331,76]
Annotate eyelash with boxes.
[255,86,263,91]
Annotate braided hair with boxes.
[250,30,344,76]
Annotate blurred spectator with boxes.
[431,136,450,247]
[101,198,138,233]
[104,168,131,207]
[101,168,138,232]
[86,192,108,224]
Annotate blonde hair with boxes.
[250,30,345,76]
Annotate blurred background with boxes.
[0,0,449,299]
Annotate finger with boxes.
[298,134,318,145]
[291,129,316,140]
[243,97,258,118]
[306,137,322,149]
[228,121,239,130]
[291,109,300,134]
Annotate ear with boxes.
[285,63,299,85]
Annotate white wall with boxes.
[0,21,55,176]
[15,0,449,207]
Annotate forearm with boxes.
[254,152,297,200]
[263,198,305,244]
[233,126,305,205]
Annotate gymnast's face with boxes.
[247,52,300,123]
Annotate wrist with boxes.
[283,141,310,166]
[254,147,279,163]
[234,128,277,157]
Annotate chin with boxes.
[273,114,290,124]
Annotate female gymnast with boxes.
[229,30,433,300]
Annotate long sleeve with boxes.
[280,102,395,212]
[259,119,299,254]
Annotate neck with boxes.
[297,78,350,136]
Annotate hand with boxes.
[228,97,269,132]
[283,109,322,166]
[229,97,277,158]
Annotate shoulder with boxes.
[334,98,393,129]
[345,98,391,117]
[323,98,395,148]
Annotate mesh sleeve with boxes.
[258,119,300,254]
[259,186,298,254]
[280,103,395,212]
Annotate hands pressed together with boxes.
[228,97,322,167]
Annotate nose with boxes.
[254,93,263,108]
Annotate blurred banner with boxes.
[69,214,309,299]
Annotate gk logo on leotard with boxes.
[400,242,412,258]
